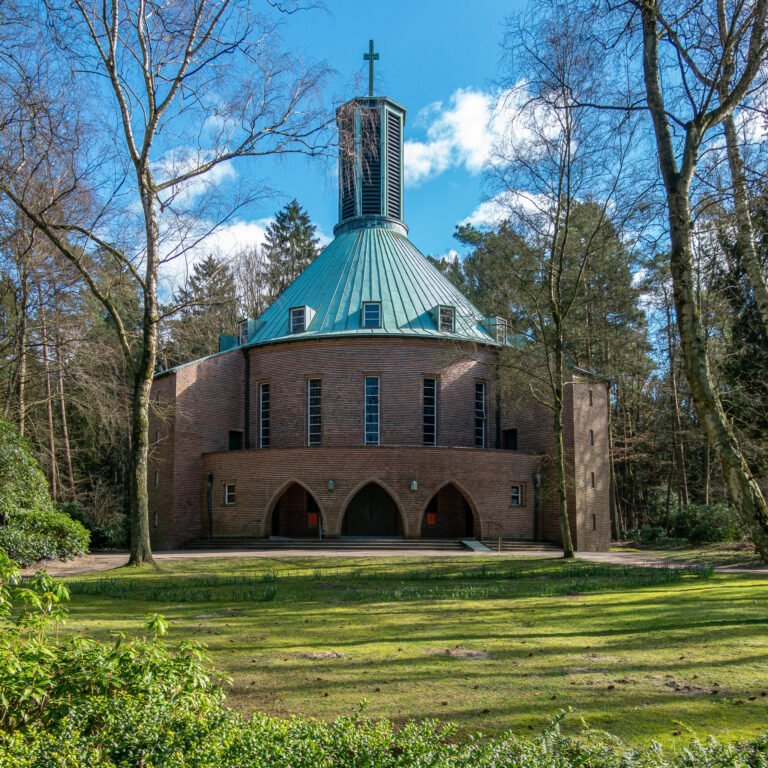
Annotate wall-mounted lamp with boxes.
[327,480,335,492]
[409,479,418,493]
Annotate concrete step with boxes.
[185,537,466,551]
[481,539,562,553]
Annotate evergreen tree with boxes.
[163,255,239,368]
[262,200,319,301]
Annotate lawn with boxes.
[62,557,768,747]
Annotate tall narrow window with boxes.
[423,378,437,446]
[439,306,455,333]
[589,429,594,447]
[364,376,380,445]
[307,378,322,446]
[474,382,487,448]
[591,471,596,488]
[589,389,594,407]
[259,383,270,448]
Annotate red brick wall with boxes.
[569,378,611,551]
[246,338,497,449]
[148,336,611,550]
[201,446,540,540]
[148,375,177,547]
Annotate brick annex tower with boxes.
[148,45,611,551]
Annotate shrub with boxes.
[0,508,89,566]
[672,503,743,544]
[57,501,128,550]
[0,419,89,564]
[0,419,54,526]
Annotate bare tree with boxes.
[623,0,768,556]
[0,1,329,563]
[492,1,641,556]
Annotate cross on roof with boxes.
[363,39,379,97]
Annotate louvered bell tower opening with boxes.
[335,96,406,234]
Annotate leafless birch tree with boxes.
[0,0,329,563]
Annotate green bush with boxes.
[0,419,54,525]
[0,419,89,564]
[57,501,128,550]
[0,509,89,565]
[672,503,743,544]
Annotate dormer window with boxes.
[495,318,507,344]
[362,301,382,328]
[290,307,306,333]
[439,305,455,333]
[237,319,248,345]
[289,306,315,334]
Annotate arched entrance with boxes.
[421,484,476,538]
[270,483,322,538]
[342,483,403,536]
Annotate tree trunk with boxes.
[38,284,59,501]
[664,289,689,509]
[639,1,768,559]
[715,0,768,334]
[17,265,28,436]
[128,174,160,566]
[720,113,768,332]
[56,343,75,498]
[553,347,575,558]
[668,186,768,556]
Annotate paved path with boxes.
[21,547,768,577]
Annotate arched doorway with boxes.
[270,483,322,538]
[342,483,403,536]
[421,484,475,538]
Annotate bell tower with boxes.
[335,40,407,234]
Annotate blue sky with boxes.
[210,0,527,261]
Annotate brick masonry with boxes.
[149,337,611,550]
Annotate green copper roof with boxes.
[246,221,497,347]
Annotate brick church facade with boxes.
[148,84,611,552]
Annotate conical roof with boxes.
[246,221,497,347]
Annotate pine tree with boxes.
[263,200,319,301]
[163,255,239,367]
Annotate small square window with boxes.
[439,305,455,333]
[510,484,522,506]
[290,307,306,334]
[224,484,236,505]
[362,302,382,328]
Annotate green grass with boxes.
[611,542,764,569]
[62,556,768,747]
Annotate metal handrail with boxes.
[485,521,504,553]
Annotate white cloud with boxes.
[461,190,548,228]
[157,215,333,297]
[153,148,237,207]
[405,89,498,187]
[403,83,552,188]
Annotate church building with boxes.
[148,58,610,551]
